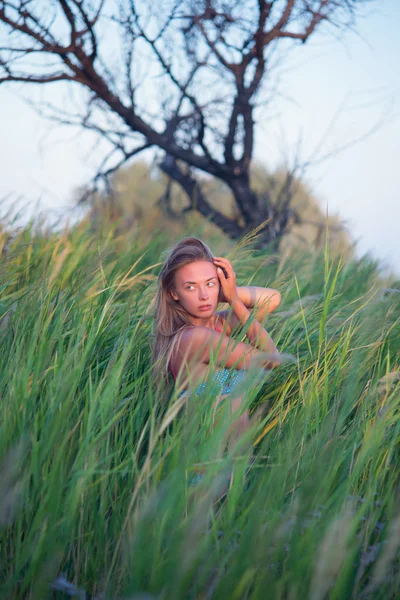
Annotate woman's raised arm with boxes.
[236,286,281,319]
[213,256,278,354]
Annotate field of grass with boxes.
[1,218,400,599]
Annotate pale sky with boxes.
[1,1,399,274]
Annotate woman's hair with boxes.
[151,237,216,381]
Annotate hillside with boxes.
[0,218,399,599]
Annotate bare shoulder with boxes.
[180,325,215,347]
[175,326,216,366]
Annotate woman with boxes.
[152,237,284,459]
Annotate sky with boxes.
[1,1,399,274]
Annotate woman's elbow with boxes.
[269,290,281,313]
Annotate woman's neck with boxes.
[190,313,218,329]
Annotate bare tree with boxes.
[0,0,372,243]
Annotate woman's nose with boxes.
[199,287,209,300]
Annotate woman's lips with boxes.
[199,304,212,311]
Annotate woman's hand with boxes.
[213,257,238,305]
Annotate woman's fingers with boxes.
[214,259,228,278]
[255,352,298,369]
[217,267,226,280]
[213,257,235,278]
[214,257,231,267]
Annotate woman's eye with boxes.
[185,282,215,290]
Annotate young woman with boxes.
[152,237,284,456]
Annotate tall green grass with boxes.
[1,219,400,599]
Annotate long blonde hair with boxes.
[152,237,216,381]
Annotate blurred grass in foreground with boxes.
[0,218,400,599]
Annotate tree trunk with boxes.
[160,156,290,248]
[227,175,280,246]
[159,156,244,238]
[227,175,260,225]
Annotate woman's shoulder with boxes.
[177,322,224,350]
[171,326,213,373]
[179,325,212,344]
[178,318,231,350]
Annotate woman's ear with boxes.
[170,290,179,302]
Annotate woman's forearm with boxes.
[230,296,278,354]
[236,286,281,317]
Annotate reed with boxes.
[0,219,399,599]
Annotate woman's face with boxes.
[170,260,220,319]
